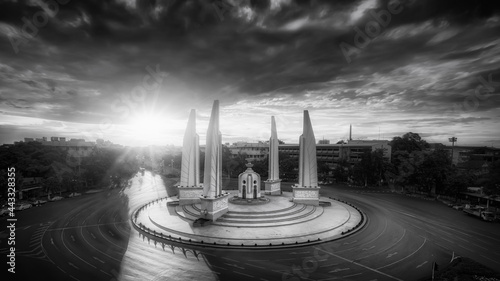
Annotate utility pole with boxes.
[448,137,457,166]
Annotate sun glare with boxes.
[128,113,167,142]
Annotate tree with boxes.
[386,132,429,191]
[252,156,268,178]
[317,161,331,182]
[483,160,500,195]
[333,159,350,183]
[43,176,61,198]
[444,167,475,200]
[352,149,387,187]
[390,132,429,154]
[413,149,451,195]
[279,152,298,181]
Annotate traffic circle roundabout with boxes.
[131,191,366,250]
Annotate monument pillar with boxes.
[265,116,281,195]
[178,109,203,205]
[199,100,229,221]
[292,110,320,206]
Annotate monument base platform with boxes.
[264,179,282,195]
[199,193,229,221]
[133,191,365,249]
[292,185,320,206]
[178,186,203,205]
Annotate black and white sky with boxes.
[1,0,499,147]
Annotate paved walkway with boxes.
[134,191,364,248]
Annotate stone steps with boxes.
[176,203,325,227]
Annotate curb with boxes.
[131,197,367,251]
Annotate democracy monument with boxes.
[132,100,364,249]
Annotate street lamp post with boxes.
[448,137,457,166]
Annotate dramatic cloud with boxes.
[0,0,499,147]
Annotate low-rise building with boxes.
[223,140,392,166]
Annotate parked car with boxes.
[68,192,81,198]
[14,203,32,211]
[50,196,64,202]
[30,199,47,206]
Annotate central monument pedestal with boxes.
[292,186,320,206]
[265,179,282,195]
[200,193,229,221]
[178,186,203,205]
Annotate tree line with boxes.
[0,142,139,199]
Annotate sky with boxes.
[0,0,499,147]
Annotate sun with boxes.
[128,112,167,142]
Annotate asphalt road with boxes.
[2,173,499,281]
[1,189,130,281]
[197,185,500,281]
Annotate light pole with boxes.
[448,137,457,166]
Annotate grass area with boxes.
[423,257,500,281]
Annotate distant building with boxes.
[18,137,121,159]
[429,143,500,168]
[280,140,391,167]
[228,141,269,162]
[221,140,392,166]
[318,139,330,144]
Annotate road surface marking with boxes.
[458,244,473,252]
[377,238,427,270]
[233,271,254,278]
[343,240,357,245]
[90,232,96,239]
[245,263,265,269]
[440,237,454,244]
[329,268,350,273]
[100,269,112,277]
[22,226,31,230]
[68,262,79,269]
[386,252,398,258]
[362,246,375,251]
[318,277,340,280]
[93,256,105,263]
[480,255,500,265]
[411,224,424,231]
[222,257,239,262]
[471,243,488,251]
[314,247,403,281]
[224,263,245,270]
[320,263,339,268]
[57,266,66,274]
[69,275,80,281]
[290,251,310,254]
[60,230,96,269]
[108,230,114,237]
[416,261,428,268]
[71,235,75,242]
[343,273,362,278]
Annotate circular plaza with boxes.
[132,191,365,249]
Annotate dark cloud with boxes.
[0,0,499,146]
